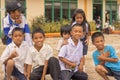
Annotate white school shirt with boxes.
[56,38,64,51]
[0,41,29,73]
[25,44,53,69]
[58,38,83,72]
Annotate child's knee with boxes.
[6,59,14,67]
[95,65,103,72]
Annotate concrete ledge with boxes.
[45,31,120,38]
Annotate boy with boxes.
[25,28,60,80]
[1,27,29,80]
[3,1,32,45]
[57,25,71,52]
[58,24,88,80]
[91,32,120,80]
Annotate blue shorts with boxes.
[105,67,120,80]
[5,66,26,80]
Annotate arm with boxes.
[41,60,48,80]
[27,64,32,80]
[3,51,18,64]
[59,57,76,68]
[98,55,118,62]
[78,57,84,71]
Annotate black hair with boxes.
[91,32,104,42]
[71,9,91,34]
[71,23,83,31]
[32,28,45,38]
[60,24,71,37]
[12,27,24,36]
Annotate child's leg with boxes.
[48,57,61,80]
[6,59,14,80]
[61,70,73,80]
[30,66,44,80]
[95,65,109,80]
[72,71,88,80]
[112,71,120,80]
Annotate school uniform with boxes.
[72,21,90,55]
[93,45,120,80]
[1,41,29,80]
[25,44,61,80]
[58,38,88,80]
[3,14,32,46]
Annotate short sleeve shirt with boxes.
[25,44,53,69]
[58,38,83,72]
[0,41,29,73]
[92,45,120,71]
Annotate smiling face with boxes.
[75,13,84,24]
[12,30,24,47]
[70,25,83,40]
[92,36,105,51]
[32,32,45,48]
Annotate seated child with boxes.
[58,24,88,80]
[0,27,29,80]
[57,24,71,52]
[91,32,120,80]
[25,28,60,80]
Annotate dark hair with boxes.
[32,28,45,38]
[5,1,22,13]
[71,9,91,34]
[71,23,83,31]
[91,32,104,42]
[60,25,71,37]
[12,27,24,36]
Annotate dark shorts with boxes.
[81,37,88,55]
[5,66,26,80]
[105,66,120,80]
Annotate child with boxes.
[71,9,91,66]
[91,32,120,80]
[1,27,29,80]
[3,1,32,45]
[58,24,88,80]
[57,25,71,52]
[25,28,60,80]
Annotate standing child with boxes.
[25,28,60,80]
[58,24,88,80]
[57,25,71,52]
[71,9,91,67]
[3,1,32,45]
[91,32,120,80]
[1,27,29,80]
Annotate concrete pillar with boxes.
[78,0,92,22]
[0,0,5,30]
[102,0,106,28]
[118,0,120,20]
[26,0,44,25]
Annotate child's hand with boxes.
[78,64,83,72]
[10,51,18,59]
[71,62,76,68]
[103,51,110,57]
[85,39,89,45]
[41,76,45,80]
[98,55,106,61]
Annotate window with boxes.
[106,0,117,24]
[45,0,77,22]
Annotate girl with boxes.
[57,25,71,52]
[71,9,91,68]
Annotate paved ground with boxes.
[0,34,120,80]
